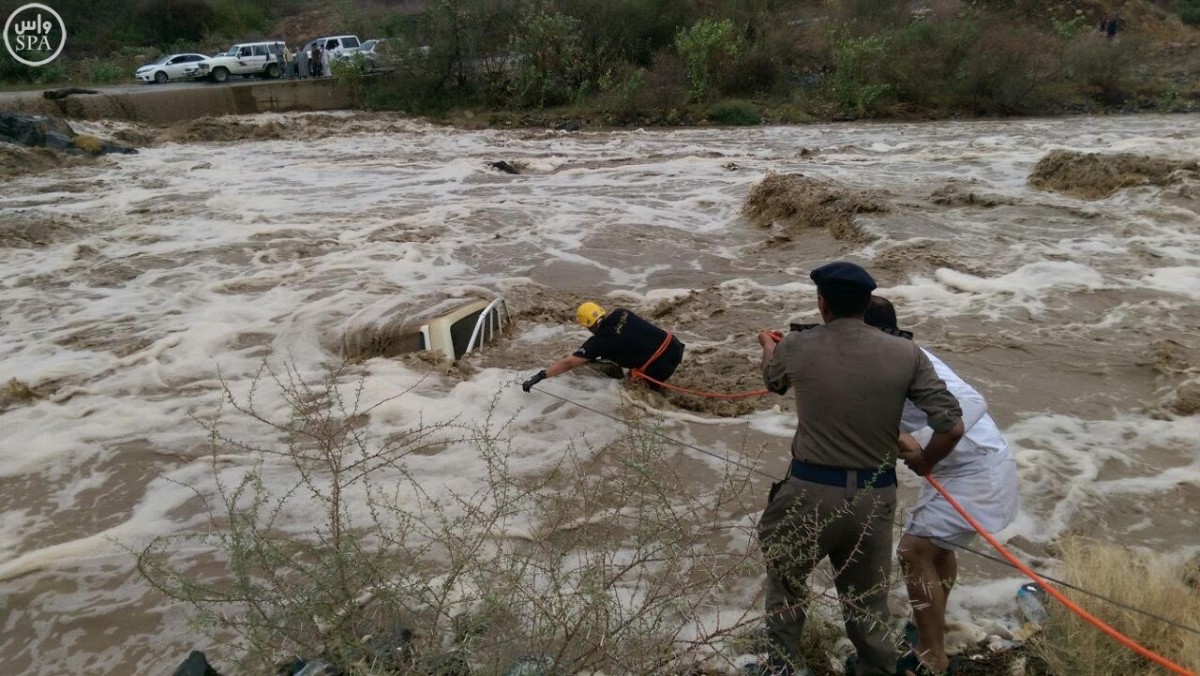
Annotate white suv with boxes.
[313,35,361,58]
[198,41,288,83]
[300,35,362,69]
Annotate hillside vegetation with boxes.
[1,0,1198,122]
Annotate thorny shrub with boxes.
[137,362,894,673]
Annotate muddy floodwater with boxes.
[1,112,1198,674]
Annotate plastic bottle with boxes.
[1016,582,1049,625]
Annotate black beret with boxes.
[809,261,877,292]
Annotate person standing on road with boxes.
[519,302,685,394]
[311,43,323,77]
[863,296,1019,676]
[321,43,332,77]
[756,262,964,676]
[297,44,310,79]
[275,43,287,78]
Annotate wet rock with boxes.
[489,160,520,175]
[172,650,222,676]
[556,119,582,132]
[42,131,76,152]
[0,112,137,156]
[0,112,74,147]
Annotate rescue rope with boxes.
[532,384,767,477]
[631,371,771,399]
[627,331,771,399]
[926,476,1197,676]
[938,539,1200,637]
[527,384,1200,665]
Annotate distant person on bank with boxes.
[863,296,1019,676]
[520,302,685,393]
[756,262,964,676]
[310,44,323,77]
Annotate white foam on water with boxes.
[2,113,1199,673]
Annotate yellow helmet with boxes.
[576,301,606,329]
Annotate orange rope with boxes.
[926,476,1197,676]
[630,370,770,399]
[634,331,675,376]
[625,329,776,400]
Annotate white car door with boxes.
[164,56,190,79]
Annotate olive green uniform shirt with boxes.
[763,318,962,469]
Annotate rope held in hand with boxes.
[926,475,1197,676]
[527,384,1200,655]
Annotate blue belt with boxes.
[789,460,896,488]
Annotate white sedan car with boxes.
[135,53,210,84]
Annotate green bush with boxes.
[825,30,893,116]
[597,65,647,121]
[884,19,978,111]
[87,60,127,84]
[509,2,589,108]
[707,99,762,125]
[32,62,68,85]
[954,23,1059,115]
[1062,35,1138,105]
[674,18,745,102]
[632,50,689,113]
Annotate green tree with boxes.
[674,18,745,102]
[510,1,588,107]
[825,30,892,116]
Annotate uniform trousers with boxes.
[758,476,897,675]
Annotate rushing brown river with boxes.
[1,112,1197,674]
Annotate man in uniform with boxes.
[864,297,1019,676]
[756,262,964,676]
[520,302,685,393]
